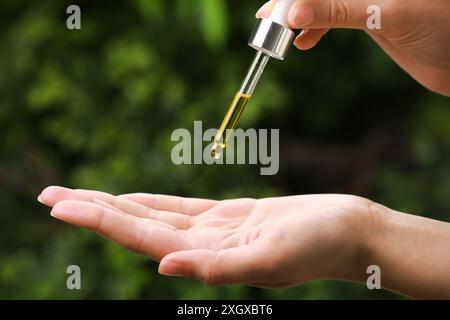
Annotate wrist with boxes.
[328,198,391,284]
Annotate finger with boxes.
[38,186,93,207]
[92,198,176,230]
[39,186,191,230]
[39,186,135,215]
[40,187,134,218]
[118,193,218,216]
[51,200,187,260]
[77,189,192,229]
[288,0,379,30]
[293,28,329,50]
[256,0,276,19]
[158,244,269,286]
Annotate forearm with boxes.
[363,206,450,299]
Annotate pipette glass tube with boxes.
[211,51,270,159]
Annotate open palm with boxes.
[39,186,374,287]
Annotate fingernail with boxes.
[50,201,73,219]
[300,28,310,36]
[293,29,306,49]
[289,5,314,27]
[159,261,183,276]
[256,1,272,18]
[37,194,44,204]
[50,207,61,218]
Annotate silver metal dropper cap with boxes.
[248,18,295,60]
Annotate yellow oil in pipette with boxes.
[211,92,251,159]
[211,51,270,159]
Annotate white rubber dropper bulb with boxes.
[269,0,296,27]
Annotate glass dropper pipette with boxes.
[211,0,296,159]
[211,51,270,159]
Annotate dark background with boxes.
[0,0,449,299]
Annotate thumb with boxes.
[158,245,268,286]
[288,0,382,29]
[257,0,383,30]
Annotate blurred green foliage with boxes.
[0,0,448,299]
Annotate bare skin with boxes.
[38,186,450,299]
[257,0,450,96]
